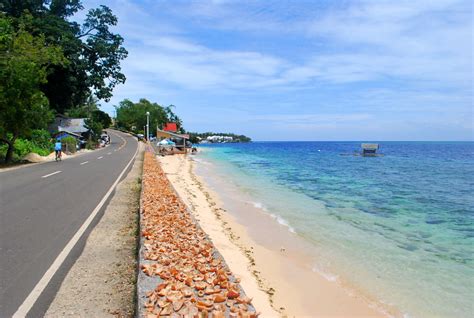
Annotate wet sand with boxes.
[157,153,396,317]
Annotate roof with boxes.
[58,118,88,133]
[361,143,379,150]
[163,123,178,132]
[156,129,189,140]
[54,131,83,138]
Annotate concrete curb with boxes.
[136,147,164,317]
[135,149,255,317]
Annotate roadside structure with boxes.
[49,114,88,136]
[49,114,88,144]
[49,115,91,152]
[156,128,190,153]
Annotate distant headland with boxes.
[188,132,251,144]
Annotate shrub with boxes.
[31,129,53,152]
[13,139,34,158]
[12,138,52,158]
[0,133,54,161]
[86,139,96,150]
[62,136,77,153]
[30,145,51,156]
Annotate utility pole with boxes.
[146,111,150,141]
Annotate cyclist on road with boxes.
[54,139,62,161]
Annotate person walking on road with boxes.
[54,139,62,161]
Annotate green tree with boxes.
[115,98,183,135]
[84,117,102,143]
[0,15,66,162]
[92,110,111,129]
[64,94,110,143]
[31,129,53,151]
[3,1,127,113]
[82,109,112,144]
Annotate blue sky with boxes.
[80,0,472,141]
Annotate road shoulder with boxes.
[44,143,144,317]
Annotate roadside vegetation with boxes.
[115,98,184,136]
[114,99,251,144]
[0,1,127,163]
[0,2,250,163]
[0,129,54,162]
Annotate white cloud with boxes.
[79,0,472,140]
[121,35,290,90]
[306,0,472,84]
[90,0,472,94]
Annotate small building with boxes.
[156,128,190,153]
[49,114,88,151]
[205,135,233,143]
[361,143,379,156]
[52,131,83,153]
[49,114,88,136]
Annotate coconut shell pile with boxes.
[140,151,258,318]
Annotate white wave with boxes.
[248,201,297,234]
[270,213,296,234]
[251,201,268,211]
[192,157,211,165]
[311,265,339,282]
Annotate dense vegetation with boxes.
[0,129,54,161]
[115,98,183,135]
[65,96,113,140]
[2,1,127,113]
[188,132,251,144]
[0,1,127,162]
[0,14,65,162]
[0,1,249,163]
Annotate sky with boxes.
[79,0,472,141]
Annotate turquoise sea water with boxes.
[198,142,474,317]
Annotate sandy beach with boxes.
[157,153,397,317]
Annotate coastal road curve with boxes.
[0,130,138,317]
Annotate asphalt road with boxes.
[0,130,138,317]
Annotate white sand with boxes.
[157,154,398,317]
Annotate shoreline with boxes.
[157,153,398,317]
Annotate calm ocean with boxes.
[198,141,474,317]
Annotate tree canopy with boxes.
[0,1,127,161]
[115,99,184,135]
[0,14,66,162]
[2,0,128,113]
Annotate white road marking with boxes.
[80,161,89,165]
[107,152,112,155]
[12,137,139,318]
[97,156,103,159]
[41,171,61,178]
